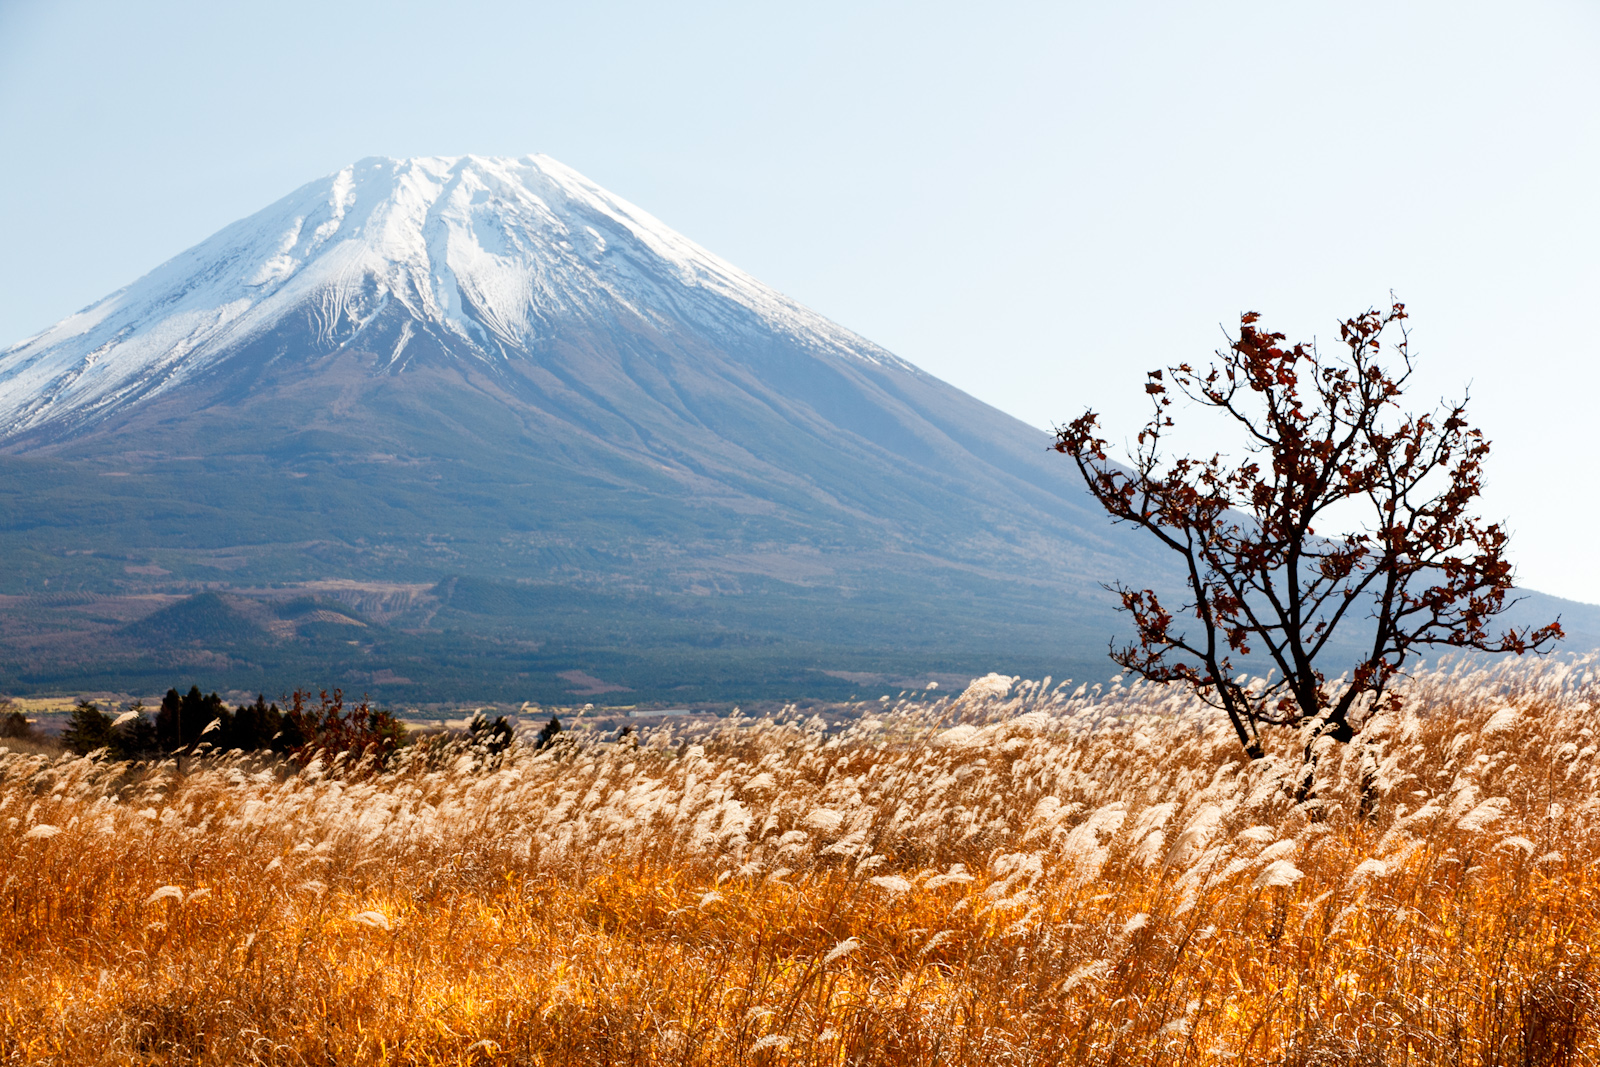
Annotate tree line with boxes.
[56,686,407,760]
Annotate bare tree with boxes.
[1053,300,1561,758]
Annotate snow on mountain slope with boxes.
[0,156,909,437]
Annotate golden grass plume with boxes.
[2,655,1599,1065]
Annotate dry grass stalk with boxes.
[1,655,1598,1065]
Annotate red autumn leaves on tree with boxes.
[1053,301,1561,758]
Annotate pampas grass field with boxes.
[3,658,1599,1065]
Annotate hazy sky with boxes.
[2,0,1597,602]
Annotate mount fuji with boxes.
[0,156,912,440]
[0,156,1587,702]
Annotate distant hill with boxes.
[0,156,1589,702]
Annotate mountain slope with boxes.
[0,156,1586,702]
[0,155,1138,583]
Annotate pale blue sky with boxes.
[2,0,1597,601]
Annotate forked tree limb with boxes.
[1053,300,1561,756]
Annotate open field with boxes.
[3,658,1599,1065]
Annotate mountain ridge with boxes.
[0,155,909,443]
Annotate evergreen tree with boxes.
[230,694,282,751]
[61,699,113,755]
[155,688,183,750]
[470,712,514,755]
[156,686,229,752]
[0,702,31,741]
[535,715,562,750]
[111,702,158,758]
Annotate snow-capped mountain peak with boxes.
[0,155,903,437]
